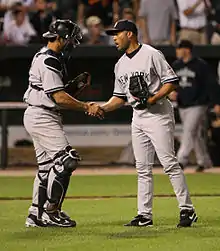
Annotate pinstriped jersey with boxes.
[113,44,179,114]
[23,46,68,108]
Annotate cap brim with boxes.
[105,28,122,36]
[42,31,57,38]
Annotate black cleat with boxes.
[43,211,76,227]
[58,210,76,226]
[179,163,185,170]
[25,214,49,228]
[177,210,198,228]
[124,215,153,227]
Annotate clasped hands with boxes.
[86,102,105,119]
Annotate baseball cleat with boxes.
[42,211,76,227]
[124,215,153,227]
[58,210,77,225]
[177,209,198,228]
[25,214,49,227]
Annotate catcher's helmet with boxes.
[43,19,82,45]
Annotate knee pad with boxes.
[55,146,81,176]
[46,147,81,212]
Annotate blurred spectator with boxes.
[83,15,110,45]
[176,0,208,44]
[77,0,119,29]
[30,0,56,39]
[207,0,220,44]
[4,7,37,45]
[121,8,142,42]
[170,40,220,172]
[138,0,177,46]
[54,0,78,22]
[3,1,35,32]
[118,0,140,19]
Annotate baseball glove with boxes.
[65,72,91,97]
[129,75,151,109]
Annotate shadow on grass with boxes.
[6,217,220,242]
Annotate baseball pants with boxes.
[23,106,70,217]
[177,106,212,168]
[132,107,194,219]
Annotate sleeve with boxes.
[41,56,65,94]
[152,50,179,84]
[113,63,127,100]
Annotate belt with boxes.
[181,27,205,32]
[28,104,60,113]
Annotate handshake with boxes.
[85,102,105,119]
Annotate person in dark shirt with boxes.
[169,39,220,172]
[77,0,119,28]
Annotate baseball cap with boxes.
[176,40,193,50]
[105,19,138,36]
[86,16,102,26]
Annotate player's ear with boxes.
[127,31,133,39]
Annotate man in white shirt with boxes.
[176,0,207,44]
[138,0,177,45]
[2,0,35,32]
[4,8,36,45]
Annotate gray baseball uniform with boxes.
[23,46,77,219]
[113,44,194,219]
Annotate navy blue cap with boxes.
[105,19,138,36]
[176,40,193,50]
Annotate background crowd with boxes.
[0,0,219,46]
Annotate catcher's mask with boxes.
[43,19,82,57]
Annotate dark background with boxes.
[0,44,220,125]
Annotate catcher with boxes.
[23,19,103,228]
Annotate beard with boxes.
[117,40,130,52]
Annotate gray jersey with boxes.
[23,46,67,109]
[113,44,178,115]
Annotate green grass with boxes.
[1,173,220,198]
[0,174,220,251]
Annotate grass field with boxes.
[1,173,220,251]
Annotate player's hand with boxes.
[86,102,104,119]
[147,96,156,105]
[168,91,178,101]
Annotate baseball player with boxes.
[23,19,103,228]
[170,40,220,172]
[95,19,198,227]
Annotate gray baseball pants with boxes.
[23,106,70,217]
[177,106,212,168]
[132,105,194,219]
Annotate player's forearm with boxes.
[148,83,177,104]
[52,91,88,111]
[101,96,125,112]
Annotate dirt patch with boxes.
[1,167,220,177]
[8,147,124,166]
